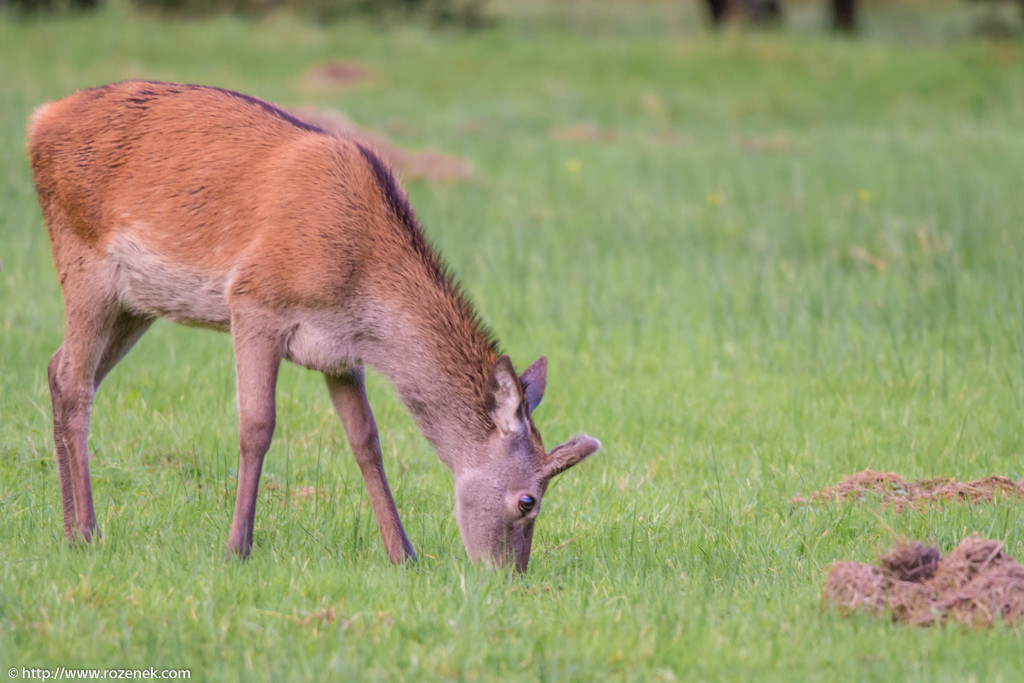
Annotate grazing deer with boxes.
[27,81,600,572]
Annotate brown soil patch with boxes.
[846,245,887,271]
[302,61,375,88]
[549,124,620,143]
[823,536,1024,627]
[262,480,325,501]
[733,133,797,154]
[647,131,692,146]
[794,470,1024,511]
[289,106,473,182]
[550,125,697,146]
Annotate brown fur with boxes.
[28,81,600,570]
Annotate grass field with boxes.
[2,1,1024,679]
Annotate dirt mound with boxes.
[733,133,797,153]
[549,124,620,143]
[302,61,375,88]
[794,470,1024,511]
[823,536,1024,627]
[289,106,473,182]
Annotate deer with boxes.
[27,80,600,572]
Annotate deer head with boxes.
[453,355,600,572]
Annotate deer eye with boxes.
[518,495,536,515]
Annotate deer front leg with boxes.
[325,368,416,564]
[226,317,283,559]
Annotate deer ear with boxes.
[519,356,547,413]
[485,355,525,436]
[542,435,600,481]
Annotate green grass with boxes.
[3,2,1024,680]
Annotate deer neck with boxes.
[349,153,500,468]
[361,277,499,470]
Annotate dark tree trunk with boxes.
[744,0,782,23]
[2,0,100,10]
[704,0,783,27]
[705,0,733,25]
[832,0,857,32]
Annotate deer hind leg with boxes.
[94,313,154,390]
[48,348,78,541]
[226,310,284,559]
[49,265,125,542]
[48,310,153,542]
[325,368,416,564]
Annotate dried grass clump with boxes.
[822,562,886,613]
[823,536,1024,627]
[794,470,1024,511]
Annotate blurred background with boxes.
[3,0,1024,677]
[1,0,1023,38]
